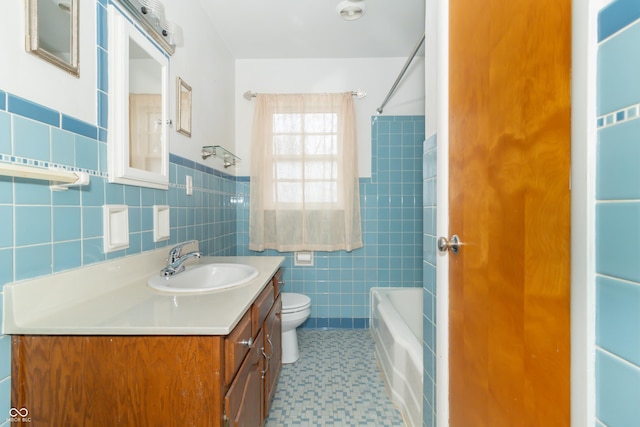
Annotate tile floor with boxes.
[265,329,406,427]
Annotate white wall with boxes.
[0,0,97,124]
[162,1,235,167]
[235,57,425,177]
[425,3,439,139]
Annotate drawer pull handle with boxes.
[261,336,273,360]
[239,337,253,347]
[261,348,271,378]
[266,335,274,359]
[261,335,274,378]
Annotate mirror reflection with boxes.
[26,0,79,76]
[129,39,163,173]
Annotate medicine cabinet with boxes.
[107,4,170,189]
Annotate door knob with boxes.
[437,235,461,255]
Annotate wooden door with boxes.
[448,0,571,426]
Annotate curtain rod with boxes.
[376,32,425,114]
[243,90,367,100]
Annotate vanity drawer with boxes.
[272,268,283,299]
[224,309,253,386]
[252,282,275,337]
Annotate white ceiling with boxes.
[197,0,426,59]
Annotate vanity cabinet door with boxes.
[224,309,253,386]
[263,295,282,418]
[225,328,264,427]
[252,282,275,338]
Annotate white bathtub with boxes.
[370,287,423,427]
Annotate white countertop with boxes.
[2,247,284,336]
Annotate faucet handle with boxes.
[167,240,197,263]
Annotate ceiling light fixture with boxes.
[336,0,366,21]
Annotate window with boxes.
[271,112,341,207]
[249,93,362,252]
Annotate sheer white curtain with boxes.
[249,92,363,252]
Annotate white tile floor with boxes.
[265,329,406,427]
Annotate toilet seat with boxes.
[282,293,311,314]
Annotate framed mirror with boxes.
[176,78,192,137]
[25,0,79,77]
[107,4,170,189]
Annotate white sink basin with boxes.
[148,263,259,293]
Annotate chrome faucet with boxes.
[161,251,202,277]
[162,241,202,277]
[167,240,198,264]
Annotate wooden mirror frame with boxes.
[176,77,192,137]
[25,0,79,77]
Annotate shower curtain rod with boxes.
[243,90,368,100]
[376,32,425,115]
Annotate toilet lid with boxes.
[282,293,311,312]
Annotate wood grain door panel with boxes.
[448,0,571,425]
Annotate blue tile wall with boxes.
[596,276,640,367]
[597,119,640,199]
[237,116,425,328]
[7,94,59,127]
[598,0,640,42]
[597,3,640,425]
[596,349,640,426]
[597,21,640,117]
[0,113,9,155]
[422,133,437,427]
[13,116,50,161]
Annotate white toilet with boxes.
[280,292,311,364]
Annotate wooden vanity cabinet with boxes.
[224,271,283,426]
[11,269,284,427]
